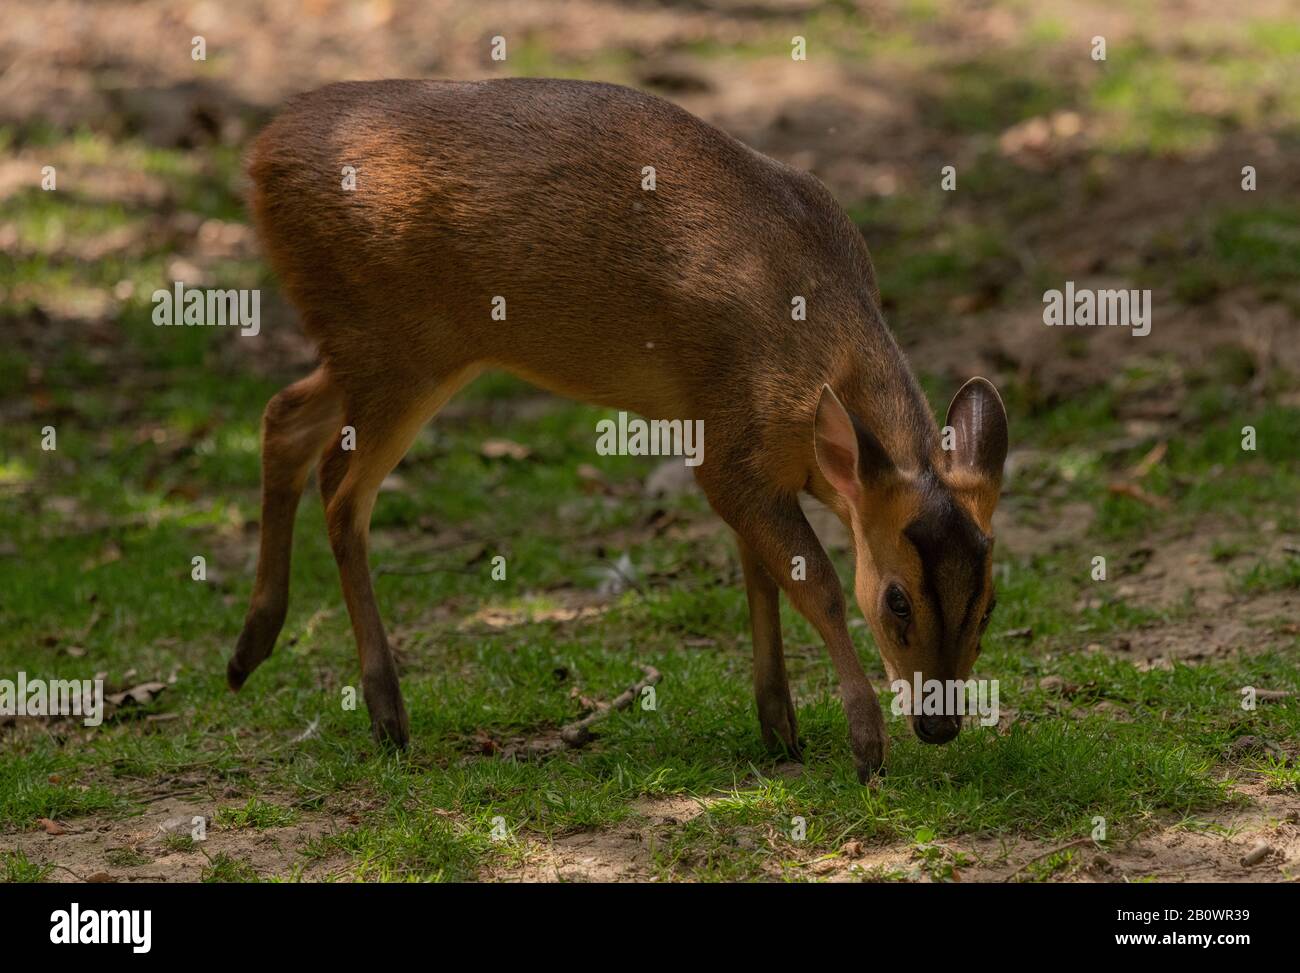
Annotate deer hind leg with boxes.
[316,364,478,748]
[736,534,802,760]
[229,367,343,690]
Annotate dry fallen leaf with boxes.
[480,438,531,461]
[81,540,123,571]
[575,463,611,494]
[1107,481,1171,510]
[38,817,67,835]
[1129,440,1168,479]
[106,681,168,707]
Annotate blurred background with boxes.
[4,0,1299,432]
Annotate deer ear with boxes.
[944,377,1008,485]
[814,385,894,503]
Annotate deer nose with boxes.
[915,714,961,745]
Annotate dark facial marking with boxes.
[902,474,991,657]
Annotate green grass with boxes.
[105,847,151,867]
[1,849,55,883]
[1237,555,1300,594]
[201,852,260,883]
[215,798,299,830]
[1140,205,1300,306]
[161,833,197,854]
[2,443,1293,881]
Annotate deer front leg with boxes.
[736,534,802,760]
[703,480,888,781]
[777,529,888,782]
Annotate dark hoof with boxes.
[226,657,250,692]
[758,699,802,761]
[844,693,888,784]
[230,609,284,691]
[371,715,410,750]
[762,728,804,762]
[767,742,804,762]
[856,761,885,785]
[363,670,410,750]
[368,694,411,750]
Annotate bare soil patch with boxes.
[483,782,1299,882]
[774,785,1299,883]
[489,794,712,882]
[1101,528,1300,663]
[1,795,348,883]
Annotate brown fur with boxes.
[230,79,1008,779]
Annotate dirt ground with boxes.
[11,794,347,883]
[19,781,1294,884]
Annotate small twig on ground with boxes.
[126,786,211,803]
[1129,440,1167,479]
[561,665,661,747]
[265,716,322,754]
[1001,837,1095,882]
[1107,481,1171,510]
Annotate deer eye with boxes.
[885,585,911,620]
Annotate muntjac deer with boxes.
[230,78,1008,781]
